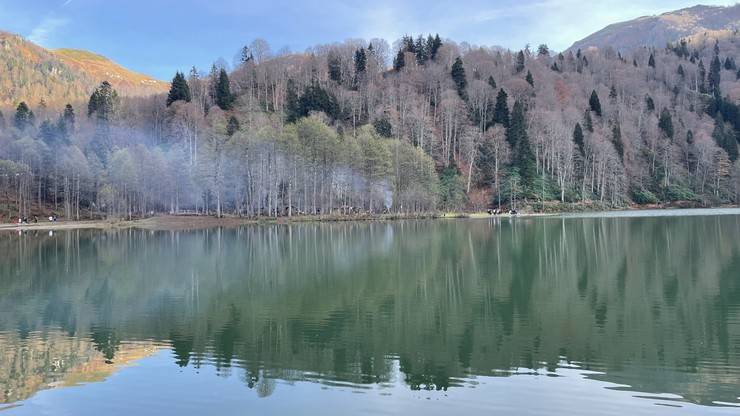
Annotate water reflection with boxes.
[0,214,739,408]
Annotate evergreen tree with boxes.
[645,95,655,112]
[62,103,76,131]
[712,117,739,161]
[550,62,560,72]
[677,64,685,78]
[487,76,497,90]
[88,81,119,121]
[373,117,392,138]
[428,34,442,60]
[583,109,594,132]
[508,101,535,191]
[227,116,240,136]
[698,60,707,93]
[525,70,534,87]
[493,89,510,128]
[648,53,655,68]
[515,50,525,73]
[537,44,549,57]
[658,108,674,139]
[573,122,585,156]
[393,49,406,71]
[285,78,301,123]
[328,53,342,83]
[167,71,192,106]
[215,69,234,110]
[451,57,468,100]
[609,84,618,100]
[414,36,428,65]
[298,81,340,120]
[724,56,737,70]
[14,102,33,131]
[589,90,602,117]
[0,111,5,130]
[354,48,367,75]
[709,54,722,95]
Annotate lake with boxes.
[1,210,739,415]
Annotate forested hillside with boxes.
[0,31,168,108]
[1,28,740,220]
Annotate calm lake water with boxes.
[1,210,740,415]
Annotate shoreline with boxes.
[0,205,738,232]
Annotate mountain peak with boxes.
[569,4,740,53]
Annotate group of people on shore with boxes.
[487,208,519,216]
[15,215,57,225]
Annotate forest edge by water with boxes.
[2,203,738,231]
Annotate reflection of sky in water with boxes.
[7,350,740,416]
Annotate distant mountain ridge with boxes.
[569,4,740,53]
[0,31,167,108]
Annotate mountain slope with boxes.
[569,4,740,53]
[0,31,167,108]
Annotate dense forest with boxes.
[2,32,740,219]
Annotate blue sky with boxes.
[0,0,735,80]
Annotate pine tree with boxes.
[414,36,428,65]
[88,81,119,121]
[298,81,340,120]
[493,89,510,128]
[393,49,406,71]
[573,122,585,156]
[709,54,722,95]
[429,34,442,60]
[285,78,301,123]
[525,70,534,87]
[167,71,192,106]
[508,100,535,191]
[515,50,525,73]
[0,111,5,130]
[215,69,234,110]
[589,90,602,117]
[62,103,75,133]
[698,60,707,93]
[677,64,685,78]
[648,53,655,68]
[451,57,468,100]
[712,117,739,161]
[226,116,240,136]
[537,44,549,57]
[645,95,655,112]
[354,48,367,75]
[328,53,342,83]
[14,102,33,131]
[609,85,618,100]
[658,108,674,139]
[373,117,392,138]
[487,76,497,90]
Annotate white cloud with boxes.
[28,16,68,45]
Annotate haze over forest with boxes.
[1,4,740,219]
